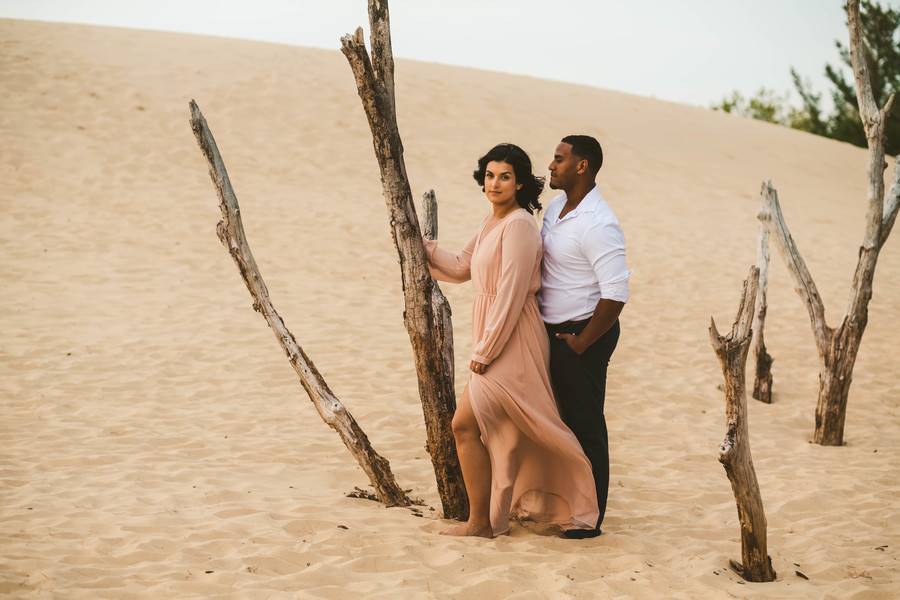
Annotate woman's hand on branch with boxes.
[422,236,436,257]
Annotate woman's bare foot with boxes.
[439,521,493,538]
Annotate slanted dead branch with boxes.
[190,100,410,507]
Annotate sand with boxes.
[1,18,898,599]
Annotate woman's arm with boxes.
[423,234,476,283]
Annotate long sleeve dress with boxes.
[424,208,599,535]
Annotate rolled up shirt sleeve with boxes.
[582,221,631,303]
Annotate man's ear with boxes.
[576,159,588,175]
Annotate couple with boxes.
[425,135,629,539]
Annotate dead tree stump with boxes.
[710,266,776,583]
[190,100,410,507]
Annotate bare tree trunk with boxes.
[189,100,411,507]
[815,331,856,445]
[751,216,773,403]
[710,266,776,583]
[340,2,468,519]
[757,0,899,445]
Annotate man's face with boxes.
[547,142,585,191]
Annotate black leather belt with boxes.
[545,318,590,334]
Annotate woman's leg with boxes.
[440,392,493,537]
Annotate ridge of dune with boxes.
[2,18,897,599]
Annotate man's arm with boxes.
[557,219,629,353]
[556,298,623,354]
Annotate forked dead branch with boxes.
[758,0,899,445]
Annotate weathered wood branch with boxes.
[751,220,773,403]
[189,100,410,507]
[367,0,395,115]
[846,0,889,318]
[341,1,468,519]
[421,190,455,414]
[757,182,831,358]
[422,189,438,240]
[760,179,857,445]
[710,266,775,583]
[847,0,882,134]
[881,159,900,248]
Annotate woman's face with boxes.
[483,160,522,206]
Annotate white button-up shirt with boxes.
[539,186,630,324]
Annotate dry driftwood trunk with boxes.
[758,0,899,445]
[710,266,776,583]
[422,190,455,390]
[751,218,773,403]
[340,1,467,519]
[190,100,410,507]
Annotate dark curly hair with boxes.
[472,143,544,214]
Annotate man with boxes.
[540,135,630,539]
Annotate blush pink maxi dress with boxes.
[424,208,599,535]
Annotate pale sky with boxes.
[1,0,893,108]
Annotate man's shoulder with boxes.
[589,192,622,228]
[546,194,566,212]
[542,194,566,224]
[580,193,626,250]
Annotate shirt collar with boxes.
[558,185,602,220]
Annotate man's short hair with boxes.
[561,134,603,175]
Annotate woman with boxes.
[424,143,599,537]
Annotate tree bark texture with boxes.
[422,190,455,399]
[751,216,773,403]
[710,266,776,583]
[757,0,899,445]
[189,100,410,507]
[422,189,439,241]
[340,1,468,519]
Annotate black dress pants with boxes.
[546,318,620,529]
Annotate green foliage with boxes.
[714,0,900,154]
[787,69,829,136]
[712,88,789,124]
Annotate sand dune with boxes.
[1,18,898,598]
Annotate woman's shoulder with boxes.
[507,208,540,228]
[502,209,541,240]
